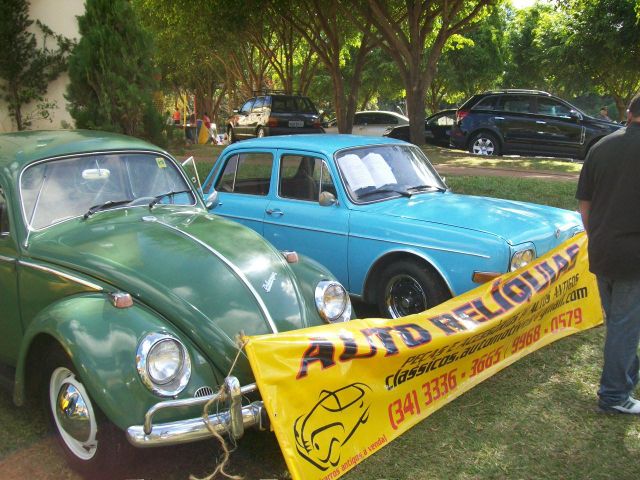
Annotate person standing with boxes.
[576,93,640,414]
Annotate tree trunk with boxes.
[612,94,627,123]
[405,70,426,145]
[330,69,349,134]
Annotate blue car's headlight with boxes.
[510,249,535,272]
[315,281,351,323]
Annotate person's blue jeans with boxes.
[597,275,640,406]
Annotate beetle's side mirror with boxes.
[319,191,337,207]
[206,190,219,209]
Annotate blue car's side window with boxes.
[215,152,273,196]
[279,155,320,201]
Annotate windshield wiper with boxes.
[148,189,192,209]
[407,184,446,194]
[358,187,412,200]
[83,199,134,219]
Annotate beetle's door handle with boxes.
[266,208,284,217]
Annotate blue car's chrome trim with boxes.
[18,261,103,290]
[350,234,491,259]
[263,220,347,237]
[151,219,278,334]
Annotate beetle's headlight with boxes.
[510,249,535,272]
[136,333,191,397]
[315,280,351,323]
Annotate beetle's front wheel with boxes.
[45,347,133,479]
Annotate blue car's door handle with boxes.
[266,208,284,217]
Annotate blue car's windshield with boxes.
[21,152,196,230]
[335,145,446,203]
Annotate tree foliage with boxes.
[66,0,162,141]
[557,0,640,120]
[271,0,376,133]
[353,0,496,144]
[502,0,639,120]
[0,0,72,130]
[429,5,507,111]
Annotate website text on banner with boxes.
[245,233,602,480]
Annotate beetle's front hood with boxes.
[356,192,581,246]
[26,208,310,375]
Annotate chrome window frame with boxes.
[19,150,201,233]
[0,185,9,237]
[333,143,446,205]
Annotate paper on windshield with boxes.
[339,154,376,191]
[362,152,397,187]
[339,152,399,191]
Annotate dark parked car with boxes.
[449,89,623,159]
[227,92,324,142]
[383,109,456,146]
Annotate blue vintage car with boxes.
[203,135,584,318]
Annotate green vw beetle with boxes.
[0,130,352,477]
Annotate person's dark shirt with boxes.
[576,122,640,279]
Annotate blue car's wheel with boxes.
[377,260,449,318]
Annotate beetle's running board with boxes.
[126,377,269,447]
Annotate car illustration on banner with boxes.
[0,130,353,478]
[203,134,584,318]
[293,383,372,470]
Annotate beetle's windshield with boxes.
[335,145,446,203]
[21,153,196,230]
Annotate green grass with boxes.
[3,151,619,480]
[447,175,579,210]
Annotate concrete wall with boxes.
[0,0,84,132]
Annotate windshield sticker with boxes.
[156,157,167,169]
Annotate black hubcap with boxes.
[385,274,427,318]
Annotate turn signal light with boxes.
[472,271,501,284]
[281,250,299,263]
[110,291,133,308]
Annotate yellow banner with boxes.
[245,234,602,480]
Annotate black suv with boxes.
[227,92,324,142]
[449,89,622,159]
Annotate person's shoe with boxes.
[599,397,640,414]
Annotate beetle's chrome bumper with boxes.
[126,377,269,447]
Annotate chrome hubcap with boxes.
[472,137,495,155]
[50,367,98,460]
[384,274,428,318]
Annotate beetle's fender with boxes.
[285,253,353,322]
[14,292,218,430]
